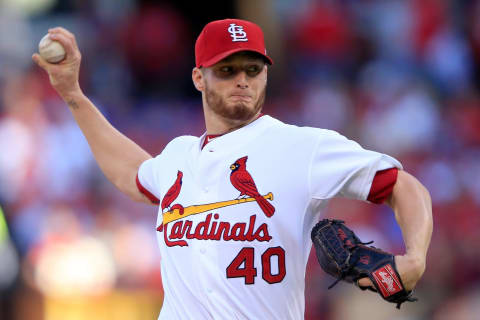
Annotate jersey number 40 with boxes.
[226,247,286,284]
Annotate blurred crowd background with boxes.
[1,0,479,319]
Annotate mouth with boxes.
[229,94,252,102]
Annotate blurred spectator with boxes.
[0,72,47,204]
[0,205,19,320]
[120,4,191,96]
[358,61,440,155]
[291,1,352,62]
[423,26,472,95]
[299,80,353,132]
[0,2,34,79]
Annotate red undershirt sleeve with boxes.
[367,168,398,204]
[136,173,160,205]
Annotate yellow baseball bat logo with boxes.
[163,192,274,225]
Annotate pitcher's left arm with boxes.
[359,170,433,290]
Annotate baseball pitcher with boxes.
[33,19,433,319]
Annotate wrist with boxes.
[404,252,426,274]
[59,84,83,102]
[61,88,84,106]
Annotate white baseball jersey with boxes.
[137,115,402,320]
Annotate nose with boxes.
[235,71,248,89]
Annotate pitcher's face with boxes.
[196,52,267,122]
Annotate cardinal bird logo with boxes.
[162,170,183,211]
[230,156,275,217]
[158,170,184,231]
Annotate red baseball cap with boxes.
[195,19,273,68]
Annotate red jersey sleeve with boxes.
[136,174,160,205]
[367,168,398,204]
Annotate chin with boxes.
[223,102,256,122]
[205,85,265,123]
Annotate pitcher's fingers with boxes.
[48,32,76,59]
[357,277,374,289]
[48,27,80,52]
[48,27,76,42]
[32,53,49,70]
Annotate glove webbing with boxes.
[318,220,373,289]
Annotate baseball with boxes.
[38,34,66,63]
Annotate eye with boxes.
[214,66,235,78]
[246,64,262,76]
[219,66,233,74]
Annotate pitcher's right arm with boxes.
[33,27,153,204]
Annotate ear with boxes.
[192,67,205,92]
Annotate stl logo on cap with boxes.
[228,23,248,42]
[195,19,273,68]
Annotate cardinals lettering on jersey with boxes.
[156,156,276,247]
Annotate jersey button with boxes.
[200,248,206,254]
[207,288,213,294]
[204,187,209,193]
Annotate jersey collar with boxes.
[201,113,266,150]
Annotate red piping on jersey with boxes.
[367,168,398,204]
[202,134,222,149]
[202,113,266,149]
[136,174,160,205]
